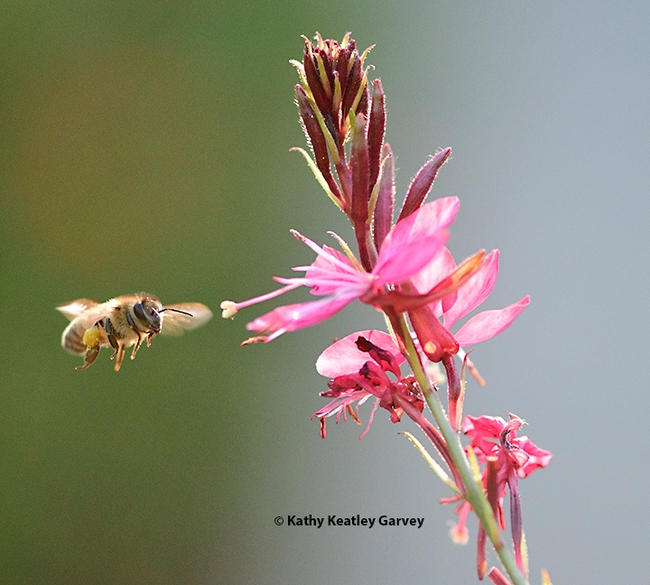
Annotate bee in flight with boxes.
[57,293,212,371]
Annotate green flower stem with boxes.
[396,314,529,585]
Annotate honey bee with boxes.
[57,293,212,371]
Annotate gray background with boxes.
[1,2,647,584]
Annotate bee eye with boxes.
[133,302,147,322]
[133,300,162,332]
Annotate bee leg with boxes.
[124,312,147,362]
[75,344,101,370]
[75,323,104,371]
[104,318,125,371]
[113,344,126,372]
[108,343,118,361]
[131,334,144,360]
[105,319,119,355]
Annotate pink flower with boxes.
[311,330,421,438]
[444,414,552,579]
[221,197,482,343]
[315,329,405,378]
[463,414,552,480]
[410,247,530,362]
[408,246,530,429]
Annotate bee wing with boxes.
[58,300,115,332]
[56,299,99,322]
[161,303,213,336]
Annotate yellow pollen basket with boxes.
[82,325,101,349]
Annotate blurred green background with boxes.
[3,2,650,584]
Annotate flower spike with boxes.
[223,33,549,585]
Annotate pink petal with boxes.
[516,438,553,477]
[381,198,459,256]
[246,293,357,341]
[443,250,499,328]
[316,330,403,378]
[462,414,506,438]
[312,392,374,420]
[410,246,456,297]
[454,296,530,346]
[374,232,448,285]
[304,245,358,296]
[416,196,460,232]
[373,197,459,284]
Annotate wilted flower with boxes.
[311,330,419,438]
[444,414,552,579]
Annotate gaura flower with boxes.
[408,245,530,429]
[311,330,420,438]
[410,246,530,364]
[463,414,552,480]
[221,197,483,343]
[444,414,552,579]
[313,330,462,491]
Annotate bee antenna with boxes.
[161,307,194,317]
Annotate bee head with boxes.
[133,299,163,333]
[132,295,194,335]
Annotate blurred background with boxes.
[1,2,649,584]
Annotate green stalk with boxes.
[396,314,529,585]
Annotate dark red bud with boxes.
[508,477,525,574]
[477,524,488,580]
[335,47,350,98]
[349,114,371,269]
[303,43,331,120]
[341,55,362,119]
[487,568,513,585]
[372,144,394,251]
[442,353,462,431]
[398,147,452,221]
[318,48,335,96]
[368,79,386,190]
[295,85,343,204]
[356,83,370,118]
